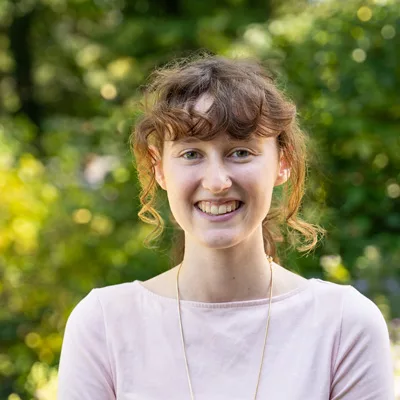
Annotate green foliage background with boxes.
[0,0,399,398]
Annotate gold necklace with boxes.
[176,256,274,400]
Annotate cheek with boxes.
[235,165,276,210]
[234,161,277,187]
[165,169,196,206]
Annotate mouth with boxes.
[195,200,244,216]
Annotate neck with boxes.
[177,232,274,303]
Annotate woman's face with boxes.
[153,100,289,250]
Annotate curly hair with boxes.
[130,55,324,264]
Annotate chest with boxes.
[111,306,336,399]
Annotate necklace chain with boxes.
[176,256,274,400]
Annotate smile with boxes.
[195,200,243,216]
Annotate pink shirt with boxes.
[57,278,394,399]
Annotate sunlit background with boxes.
[0,0,399,398]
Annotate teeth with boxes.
[219,205,227,214]
[197,200,240,215]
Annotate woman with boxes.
[57,56,394,399]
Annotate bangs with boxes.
[149,75,296,143]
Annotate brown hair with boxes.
[130,55,324,264]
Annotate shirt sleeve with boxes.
[57,289,115,400]
[330,286,395,400]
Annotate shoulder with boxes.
[306,279,389,335]
[307,278,351,314]
[309,279,389,335]
[309,278,376,312]
[312,280,392,366]
[59,285,132,398]
[338,284,390,343]
[65,281,140,330]
[311,279,387,323]
[309,277,350,297]
[324,284,394,398]
[92,281,139,307]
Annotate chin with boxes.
[197,233,244,250]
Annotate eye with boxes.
[231,149,251,158]
[182,150,200,160]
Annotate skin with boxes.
[143,96,307,302]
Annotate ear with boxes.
[274,155,291,187]
[149,145,166,190]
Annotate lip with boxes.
[194,202,244,222]
[194,198,242,206]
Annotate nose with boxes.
[201,160,232,194]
